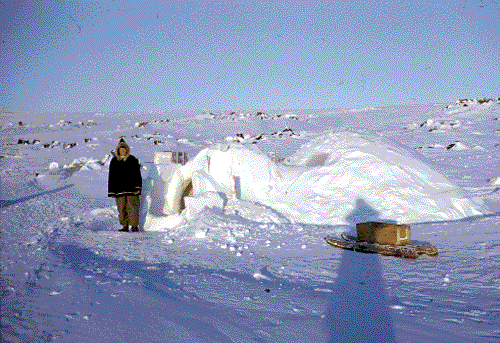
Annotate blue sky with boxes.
[0,1,499,112]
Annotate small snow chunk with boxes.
[50,291,62,296]
[491,177,500,185]
[253,273,271,281]
[314,288,333,293]
[162,237,174,244]
[301,244,307,249]
[143,266,159,270]
[443,274,451,283]
[49,162,59,170]
[194,231,207,238]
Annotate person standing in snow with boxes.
[108,138,142,232]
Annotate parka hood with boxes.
[114,138,131,161]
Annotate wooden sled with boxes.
[324,234,438,259]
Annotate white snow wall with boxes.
[142,131,487,230]
[140,161,194,231]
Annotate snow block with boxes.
[184,192,225,219]
[142,158,192,231]
[146,163,181,216]
[154,151,188,165]
[356,222,411,246]
[142,152,191,219]
[191,170,226,195]
[154,151,174,164]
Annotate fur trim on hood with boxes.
[114,138,131,161]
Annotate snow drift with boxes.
[142,131,485,231]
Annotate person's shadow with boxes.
[324,198,397,343]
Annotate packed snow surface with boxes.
[1,99,500,342]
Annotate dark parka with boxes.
[108,139,142,197]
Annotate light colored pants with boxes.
[115,195,140,228]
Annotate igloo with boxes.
[140,132,486,231]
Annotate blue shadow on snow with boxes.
[49,242,237,343]
[324,198,397,343]
[0,184,74,208]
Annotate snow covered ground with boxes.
[1,99,499,342]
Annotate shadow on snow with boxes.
[49,242,242,343]
[0,184,74,208]
[324,198,397,343]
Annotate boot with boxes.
[119,225,129,232]
[131,226,139,232]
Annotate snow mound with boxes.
[145,131,486,229]
[275,131,485,224]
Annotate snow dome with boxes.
[142,131,486,231]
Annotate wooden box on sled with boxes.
[356,222,411,246]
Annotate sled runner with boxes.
[324,234,438,259]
